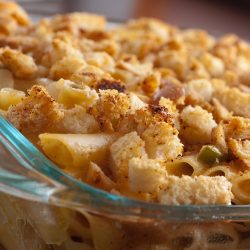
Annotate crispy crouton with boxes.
[0,88,25,110]
[185,58,210,81]
[0,1,30,26]
[156,49,188,80]
[46,39,83,66]
[153,77,185,103]
[223,116,250,140]
[83,52,115,73]
[50,12,106,34]
[115,55,153,89]
[0,48,37,78]
[159,97,180,129]
[6,85,63,135]
[185,78,213,102]
[125,18,173,41]
[59,105,99,133]
[212,97,232,122]
[142,71,160,95]
[110,131,147,182]
[91,89,130,131]
[49,56,86,80]
[213,82,250,118]
[0,15,17,35]
[200,52,225,77]
[158,175,232,205]
[118,104,173,135]
[128,157,167,193]
[70,65,109,87]
[142,121,183,161]
[180,105,217,144]
[0,36,39,52]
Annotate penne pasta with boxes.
[0,88,25,110]
[203,165,238,180]
[39,133,119,170]
[165,155,206,177]
[45,79,98,109]
[83,212,124,250]
[232,171,250,204]
[166,223,239,250]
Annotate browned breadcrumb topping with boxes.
[7,85,63,135]
[97,78,125,92]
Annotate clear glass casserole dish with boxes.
[1,116,250,250]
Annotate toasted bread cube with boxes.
[110,131,147,182]
[128,158,166,193]
[142,121,183,161]
[7,85,63,134]
[158,175,232,205]
[0,48,37,79]
[180,105,217,144]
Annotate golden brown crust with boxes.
[0,15,17,35]
[50,12,106,35]
[0,35,39,52]
[213,82,250,118]
[0,1,30,26]
[6,85,63,136]
[0,47,37,78]
[91,89,131,132]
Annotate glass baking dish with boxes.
[1,115,250,250]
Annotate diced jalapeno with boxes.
[198,145,226,165]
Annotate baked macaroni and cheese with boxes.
[1,1,250,249]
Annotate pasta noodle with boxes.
[45,79,98,109]
[0,88,24,110]
[203,165,237,180]
[83,212,124,250]
[143,223,239,250]
[165,155,206,177]
[232,172,250,204]
[39,133,119,170]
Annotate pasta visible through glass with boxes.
[2,192,247,250]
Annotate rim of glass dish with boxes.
[2,116,250,223]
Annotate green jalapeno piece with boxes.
[198,145,226,165]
